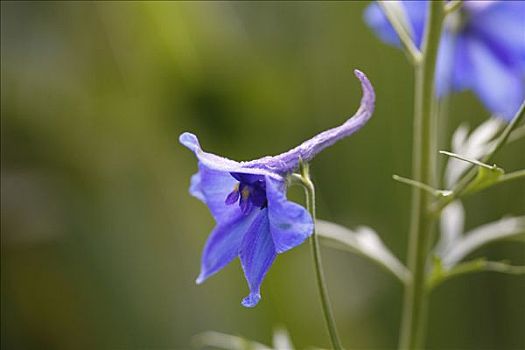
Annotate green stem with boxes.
[496,169,525,185]
[392,174,446,197]
[300,163,343,350]
[399,2,445,350]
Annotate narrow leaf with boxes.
[316,220,410,284]
[440,216,525,267]
[428,257,525,290]
[436,200,465,256]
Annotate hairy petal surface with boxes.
[180,70,375,307]
[244,70,375,173]
[266,177,313,253]
[181,70,374,176]
[179,133,283,180]
[196,209,262,284]
[239,209,276,307]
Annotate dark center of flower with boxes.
[224,172,267,215]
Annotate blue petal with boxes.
[364,3,402,46]
[450,34,474,91]
[466,37,524,120]
[266,177,313,254]
[179,133,282,180]
[403,0,428,47]
[182,70,374,176]
[469,1,525,70]
[435,32,456,97]
[196,209,261,284]
[189,171,206,203]
[364,1,428,48]
[191,163,238,221]
[239,209,276,307]
[243,70,375,174]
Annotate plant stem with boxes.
[300,163,343,350]
[392,174,443,197]
[498,169,525,184]
[399,2,445,350]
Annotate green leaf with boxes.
[464,165,505,194]
[316,220,410,284]
[440,150,505,194]
[428,257,525,290]
[439,216,525,268]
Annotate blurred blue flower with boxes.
[365,1,525,120]
[180,70,375,307]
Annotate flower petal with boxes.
[244,70,375,173]
[239,209,276,307]
[466,37,524,120]
[364,2,403,46]
[180,132,283,180]
[266,177,313,253]
[196,209,261,284]
[435,31,456,97]
[469,1,525,70]
[364,1,428,48]
[190,163,238,221]
[181,70,374,176]
[450,34,474,91]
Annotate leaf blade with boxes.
[440,216,525,267]
[316,220,410,284]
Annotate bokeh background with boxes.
[1,2,524,349]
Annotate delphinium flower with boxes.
[180,70,375,307]
[364,1,525,120]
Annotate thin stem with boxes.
[393,174,448,197]
[378,1,422,65]
[484,101,525,162]
[439,150,497,170]
[433,101,525,213]
[509,123,525,143]
[399,2,445,350]
[299,164,343,350]
[497,169,525,185]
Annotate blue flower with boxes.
[180,70,375,307]
[364,1,525,120]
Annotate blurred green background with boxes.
[1,2,524,349]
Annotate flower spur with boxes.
[180,69,375,307]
